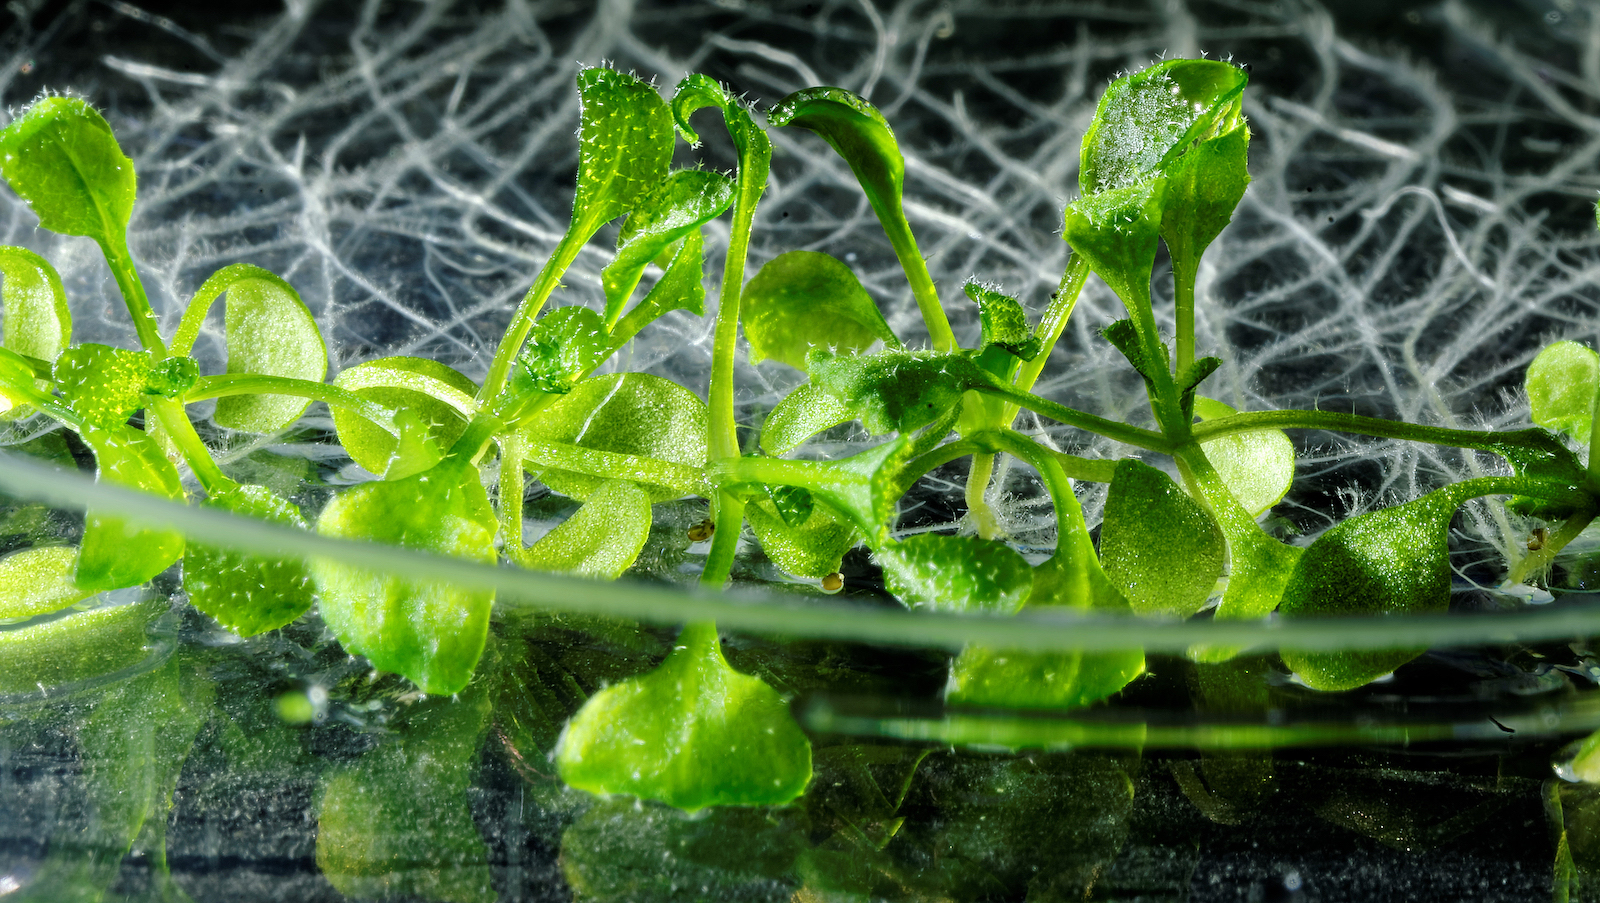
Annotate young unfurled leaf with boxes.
[312,461,497,695]
[513,306,612,396]
[0,97,136,247]
[1192,397,1295,517]
[0,246,70,364]
[720,433,917,547]
[808,349,992,435]
[171,264,327,433]
[747,497,858,579]
[602,170,734,325]
[1528,340,1599,443]
[522,372,708,502]
[761,382,858,455]
[965,282,1040,362]
[142,354,198,399]
[317,687,494,903]
[672,74,770,169]
[1100,458,1225,619]
[877,534,1033,614]
[1079,59,1247,196]
[557,621,812,811]
[1161,124,1251,273]
[0,546,91,620]
[517,479,652,580]
[742,251,900,371]
[571,67,676,238]
[75,423,185,593]
[331,356,477,479]
[1279,484,1470,690]
[1062,179,1168,317]
[183,484,314,636]
[53,343,151,428]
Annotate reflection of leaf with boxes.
[330,356,476,480]
[878,533,1033,614]
[184,484,315,636]
[75,424,185,593]
[557,621,812,811]
[0,546,90,620]
[1099,459,1225,619]
[517,479,652,579]
[742,250,899,371]
[312,462,497,694]
[0,597,163,693]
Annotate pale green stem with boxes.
[1191,410,1561,459]
[965,452,1001,540]
[148,397,233,494]
[497,431,528,565]
[881,216,955,354]
[187,373,400,437]
[977,383,1172,453]
[1011,254,1091,402]
[1173,252,1198,374]
[1506,508,1597,586]
[478,225,590,406]
[100,236,166,358]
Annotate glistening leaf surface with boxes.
[0,546,91,620]
[965,282,1039,361]
[0,96,135,244]
[184,484,315,636]
[514,306,611,396]
[331,356,476,479]
[518,480,652,579]
[572,68,675,235]
[1100,458,1225,619]
[1079,59,1247,195]
[742,250,899,371]
[1193,397,1295,517]
[878,534,1033,615]
[602,170,733,324]
[0,246,70,364]
[760,382,857,456]
[54,343,151,429]
[808,349,991,435]
[746,497,857,579]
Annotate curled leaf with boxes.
[0,245,70,364]
[514,306,612,396]
[0,96,135,245]
[331,356,477,480]
[518,479,653,579]
[965,282,1040,362]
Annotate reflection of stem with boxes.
[1506,509,1597,586]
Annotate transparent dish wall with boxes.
[4,1,1600,901]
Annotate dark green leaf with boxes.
[0,546,90,620]
[1528,340,1599,442]
[312,462,498,695]
[1161,124,1251,269]
[760,381,857,455]
[556,621,812,811]
[1280,484,1470,690]
[0,96,135,245]
[183,484,315,636]
[142,355,198,398]
[514,306,611,395]
[747,497,858,579]
[808,349,992,435]
[521,372,707,503]
[878,533,1033,614]
[0,245,70,363]
[330,356,477,480]
[572,67,676,236]
[1100,458,1225,618]
[768,483,814,527]
[53,343,151,429]
[1177,355,1223,415]
[603,169,734,325]
[743,250,900,371]
[518,479,652,579]
[767,86,905,241]
[965,281,1040,361]
[1101,318,1160,380]
[1080,59,1247,195]
[75,423,185,593]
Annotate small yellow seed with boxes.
[821,572,844,593]
[687,519,715,542]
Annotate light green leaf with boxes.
[0,596,163,694]
[965,281,1040,361]
[1099,458,1225,619]
[1528,340,1600,443]
[170,264,327,433]
[53,342,151,429]
[743,250,900,371]
[317,688,494,903]
[0,545,91,620]
[671,75,772,212]
[572,67,676,237]
[603,169,734,325]
[75,423,185,593]
[1193,396,1295,517]
[183,484,315,636]
[1080,59,1247,195]
[518,479,652,579]
[747,496,858,579]
[331,356,477,480]
[878,533,1033,614]
[760,381,857,455]
[1062,179,1168,315]
[513,306,612,395]
[522,372,708,503]
[0,245,70,363]
[557,621,812,811]
[0,96,136,246]
[1279,485,1466,690]
[808,349,992,435]
[312,462,498,695]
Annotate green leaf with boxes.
[767,87,905,236]
[768,483,814,527]
[0,545,91,620]
[75,423,185,593]
[312,462,498,695]
[572,67,676,237]
[1161,123,1251,270]
[521,372,707,503]
[53,342,152,429]
[719,433,918,546]
[0,245,70,363]
[513,306,612,395]
[142,354,198,398]
[877,533,1033,614]
[743,250,900,371]
[747,497,859,579]
[1193,396,1295,517]
[0,96,136,245]
[603,169,734,325]
[317,688,494,903]
[171,264,327,433]
[760,381,858,455]
[1062,179,1168,315]
[1100,318,1161,381]
[808,349,992,435]
[1279,485,1467,690]
[331,356,477,480]
[1080,59,1247,196]
[518,479,652,579]
[1176,355,1223,415]
[641,228,707,316]
[964,281,1040,361]
[672,74,770,168]
[1528,340,1599,442]
[1099,458,1225,618]
[183,484,315,636]
[556,621,813,811]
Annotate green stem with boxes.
[148,397,232,493]
[521,437,707,498]
[1173,252,1198,374]
[1506,508,1597,586]
[100,236,166,357]
[1012,254,1090,401]
[965,452,1000,540]
[880,216,955,354]
[478,225,590,406]
[498,431,528,565]
[444,411,505,469]
[187,374,401,437]
[1191,410,1557,458]
[700,493,746,588]
[977,383,1172,452]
